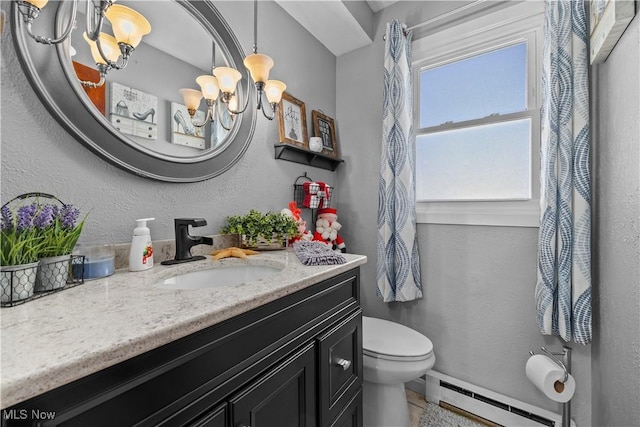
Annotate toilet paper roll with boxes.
[525,354,576,403]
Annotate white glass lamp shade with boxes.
[213,67,242,93]
[196,75,220,100]
[104,4,151,48]
[179,88,203,111]
[83,32,120,64]
[23,0,49,9]
[265,80,287,104]
[243,53,274,84]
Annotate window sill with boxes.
[416,204,539,227]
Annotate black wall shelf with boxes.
[274,144,344,171]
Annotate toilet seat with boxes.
[363,316,433,362]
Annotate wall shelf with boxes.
[274,144,344,171]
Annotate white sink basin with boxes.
[155,265,282,290]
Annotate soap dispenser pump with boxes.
[129,218,155,271]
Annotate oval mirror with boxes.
[11,0,256,182]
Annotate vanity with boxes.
[0,250,366,426]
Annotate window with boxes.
[412,2,544,226]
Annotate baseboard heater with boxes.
[422,371,568,427]
[440,380,555,427]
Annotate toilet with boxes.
[362,316,435,427]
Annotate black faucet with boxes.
[161,218,214,265]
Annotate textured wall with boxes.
[336,2,592,425]
[1,1,337,245]
[591,13,640,426]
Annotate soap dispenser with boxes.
[129,218,155,271]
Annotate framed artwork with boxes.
[277,92,308,148]
[589,0,635,64]
[170,102,206,149]
[109,82,158,140]
[311,110,339,158]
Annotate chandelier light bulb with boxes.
[23,0,49,9]
[104,4,151,48]
[83,32,120,65]
[264,80,287,104]
[179,88,203,112]
[196,75,220,100]
[213,67,242,94]
[243,53,274,84]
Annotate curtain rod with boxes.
[383,0,487,40]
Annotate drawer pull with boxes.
[336,358,352,370]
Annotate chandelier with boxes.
[15,0,151,88]
[179,0,286,130]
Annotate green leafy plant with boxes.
[1,203,45,266]
[36,204,87,258]
[220,209,300,248]
[1,199,87,266]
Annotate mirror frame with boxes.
[11,0,256,183]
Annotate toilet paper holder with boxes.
[528,346,572,427]
[529,346,569,383]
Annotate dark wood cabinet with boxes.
[3,268,362,427]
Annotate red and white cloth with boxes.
[302,181,332,209]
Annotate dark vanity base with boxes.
[2,268,363,427]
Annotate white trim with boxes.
[412,1,544,228]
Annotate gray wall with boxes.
[336,2,593,425]
[1,1,337,244]
[591,13,640,427]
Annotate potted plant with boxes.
[1,203,45,303]
[35,203,86,292]
[220,209,300,249]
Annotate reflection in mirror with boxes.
[11,0,256,182]
[69,0,231,159]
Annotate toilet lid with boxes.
[362,316,433,359]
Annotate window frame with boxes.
[412,2,545,227]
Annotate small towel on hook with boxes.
[293,241,346,266]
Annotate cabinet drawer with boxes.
[317,310,362,426]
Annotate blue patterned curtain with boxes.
[536,0,591,344]
[377,21,422,302]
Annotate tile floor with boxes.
[406,389,496,427]
[407,389,429,426]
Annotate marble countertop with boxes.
[0,249,367,408]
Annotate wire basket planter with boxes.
[1,192,86,308]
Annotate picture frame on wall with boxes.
[277,92,308,148]
[589,0,636,64]
[109,82,158,140]
[170,102,206,150]
[311,110,339,158]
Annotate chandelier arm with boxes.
[79,75,106,88]
[217,100,234,131]
[85,0,109,41]
[19,0,78,45]
[95,39,130,70]
[259,91,276,121]
[190,102,215,128]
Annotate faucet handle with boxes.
[175,218,207,227]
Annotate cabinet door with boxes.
[230,343,317,427]
[330,390,362,427]
[317,310,362,427]
[191,404,227,427]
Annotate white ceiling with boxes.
[275,0,400,56]
[365,1,399,13]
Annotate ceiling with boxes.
[276,0,399,57]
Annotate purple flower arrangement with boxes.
[1,199,86,266]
